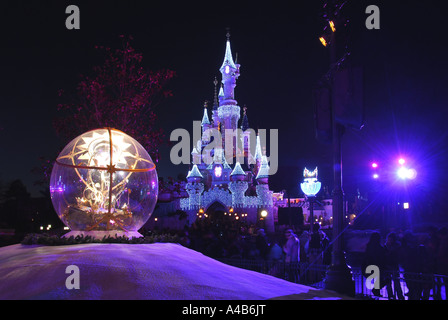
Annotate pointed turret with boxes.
[201,101,211,126]
[256,156,270,184]
[219,32,240,104]
[191,146,200,165]
[187,164,203,183]
[230,162,247,181]
[254,133,263,162]
[219,33,237,72]
[218,83,224,105]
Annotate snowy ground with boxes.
[0,243,350,300]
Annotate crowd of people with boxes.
[363,227,448,300]
[172,217,330,264]
[148,214,448,299]
[147,215,333,284]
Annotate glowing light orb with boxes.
[398,158,406,166]
[260,210,268,218]
[214,165,222,178]
[50,128,158,238]
[397,167,417,180]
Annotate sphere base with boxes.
[62,230,143,240]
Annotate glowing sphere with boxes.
[50,128,158,237]
[300,179,322,197]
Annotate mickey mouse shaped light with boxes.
[300,167,322,230]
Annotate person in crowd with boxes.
[267,237,284,278]
[384,232,405,300]
[255,228,269,260]
[363,232,387,297]
[401,231,428,300]
[298,228,309,262]
[436,227,448,300]
[308,223,328,283]
[283,229,300,282]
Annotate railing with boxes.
[218,258,447,300]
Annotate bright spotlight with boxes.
[407,168,417,180]
[398,158,406,166]
[373,173,379,179]
[397,167,417,180]
[397,167,408,179]
[371,163,378,168]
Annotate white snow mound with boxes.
[0,243,348,300]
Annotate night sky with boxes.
[1,1,447,212]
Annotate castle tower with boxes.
[218,33,241,133]
[186,165,204,210]
[229,162,248,208]
[201,101,212,147]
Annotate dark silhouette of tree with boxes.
[53,35,175,162]
[33,35,175,187]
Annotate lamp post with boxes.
[317,0,355,296]
[300,167,322,232]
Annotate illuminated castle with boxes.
[179,34,276,232]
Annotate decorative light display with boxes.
[50,128,158,237]
[329,20,336,32]
[229,181,248,207]
[319,36,328,47]
[396,157,417,180]
[214,165,223,178]
[218,105,241,120]
[300,167,322,197]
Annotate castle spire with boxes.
[254,132,263,161]
[256,156,270,182]
[201,101,210,126]
[220,32,237,72]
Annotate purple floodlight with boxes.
[397,167,417,180]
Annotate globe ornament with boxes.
[300,167,322,197]
[50,128,158,238]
